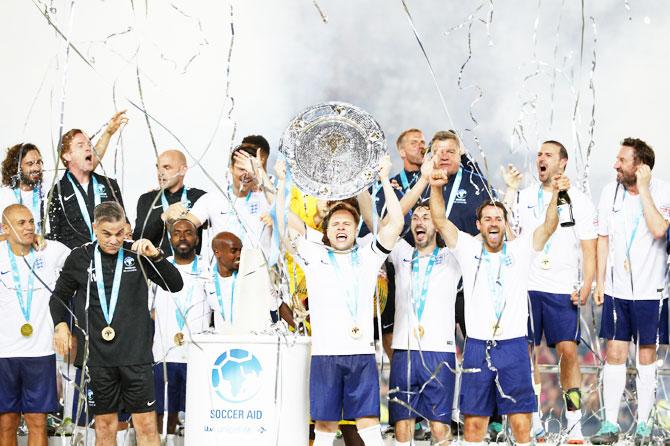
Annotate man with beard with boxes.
[502,140,597,443]
[386,201,461,446]
[0,144,46,235]
[150,219,210,438]
[134,150,206,255]
[50,202,183,446]
[429,156,565,446]
[47,111,129,249]
[590,138,670,445]
[0,204,70,446]
[277,155,404,446]
[166,143,274,257]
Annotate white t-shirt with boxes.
[388,239,460,352]
[190,190,272,256]
[205,267,277,332]
[0,240,70,358]
[295,236,389,356]
[0,186,45,234]
[597,180,670,300]
[514,184,597,294]
[452,231,538,341]
[150,256,211,363]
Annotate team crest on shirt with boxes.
[34,256,45,269]
[454,189,467,204]
[434,253,445,265]
[503,255,513,267]
[123,256,137,272]
[249,202,259,214]
[97,183,108,198]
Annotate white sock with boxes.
[516,443,531,446]
[636,363,657,424]
[532,411,543,430]
[313,430,337,446]
[394,441,411,446]
[603,362,626,424]
[357,424,384,446]
[461,442,485,446]
[566,409,583,436]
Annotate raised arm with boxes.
[92,110,128,169]
[636,165,670,239]
[426,156,459,248]
[273,159,305,258]
[376,155,403,250]
[532,174,565,251]
[501,164,522,217]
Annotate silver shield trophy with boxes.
[279,102,387,200]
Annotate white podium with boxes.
[184,334,311,446]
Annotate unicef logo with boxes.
[211,349,263,403]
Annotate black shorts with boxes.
[374,261,396,339]
[88,364,156,415]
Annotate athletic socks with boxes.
[636,363,657,424]
[394,441,411,446]
[602,362,627,424]
[313,430,337,446]
[358,424,384,446]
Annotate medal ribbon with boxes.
[622,190,643,263]
[536,186,554,256]
[171,256,198,330]
[213,264,237,323]
[410,247,439,323]
[481,243,507,319]
[13,187,42,234]
[7,244,35,323]
[445,167,463,218]
[67,173,101,240]
[327,248,360,326]
[94,246,123,327]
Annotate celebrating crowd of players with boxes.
[0,111,668,446]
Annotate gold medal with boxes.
[491,323,503,337]
[349,325,362,339]
[414,325,425,339]
[174,332,185,346]
[101,326,116,341]
[20,323,33,337]
[539,255,551,270]
[624,258,630,272]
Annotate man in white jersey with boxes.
[429,156,565,446]
[387,202,461,446]
[150,219,210,437]
[0,204,70,446]
[277,155,404,446]
[167,143,274,257]
[590,138,670,445]
[503,140,597,443]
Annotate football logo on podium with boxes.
[211,349,263,403]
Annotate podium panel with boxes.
[184,334,310,445]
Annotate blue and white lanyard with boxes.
[94,246,124,327]
[213,265,237,323]
[327,248,360,325]
[67,173,101,240]
[481,243,507,319]
[171,256,199,330]
[13,187,41,234]
[445,167,463,218]
[410,247,439,323]
[622,190,643,262]
[398,169,418,193]
[7,244,36,323]
[536,186,554,255]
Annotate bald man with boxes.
[206,231,293,331]
[134,150,206,254]
[0,204,70,446]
